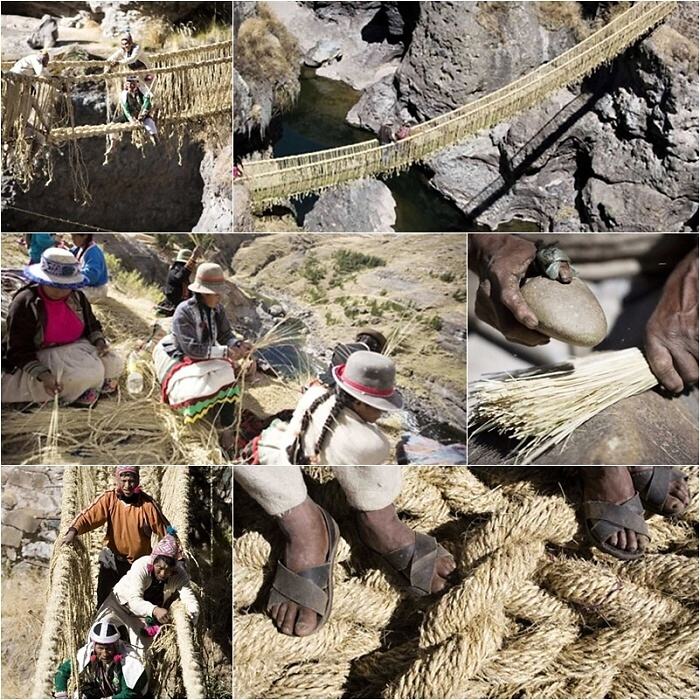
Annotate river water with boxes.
[272,68,539,233]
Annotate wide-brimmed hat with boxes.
[188,262,226,295]
[332,350,403,412]
[24,247,88,289]
[355,327,387,353]
[175,248,193,263]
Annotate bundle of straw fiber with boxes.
[234,466,699,699]
[31,466,205,699]
[469,348,659,465]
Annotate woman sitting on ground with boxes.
[54,620,148,699]
[1,247,123,408]
[71,233,110,303]
[97,533,199,652]
[61,466,172,607]
[248,350,402,465]
[152,262,255,451]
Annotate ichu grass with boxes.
[469,348,658,464]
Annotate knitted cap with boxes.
[151,534,180,561]
[115,466,139,479]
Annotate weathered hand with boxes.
[153,607,170,624]
[61,528,77,546]
[644,248,699,393]
[95,339,110,357]
[470,234,572,346]
[39,371,62,396]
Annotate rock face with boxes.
[1,467,63,569]
[265,1,406,91]
[520,276,608,346]
[194,140,233,233]
[233,183,255,232]
[350,1,699,231]
[304,179,396,232]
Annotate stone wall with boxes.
[1,467,63,571]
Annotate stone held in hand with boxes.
[520,276,607,347]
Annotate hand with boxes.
[192,245,203,259]
[153,607,170,624]
[61,528,77,546]
[95,339,109,357]
[644,248,699,393]
[227,343,251,362]
[39,371,62,396]
[470,234,571,347]
[245,358,258,378]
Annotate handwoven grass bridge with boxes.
[31,466,206,699]
[238,0,676,210]
[1,39,232,186]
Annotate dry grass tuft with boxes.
[234,3,301,113]
[1,567,47,699]
[536,1,590,41]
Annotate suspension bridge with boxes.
[238,1,676,211]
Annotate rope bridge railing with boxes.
[240,0,676,209]
[1,39,232,144]
[30,466,205,699]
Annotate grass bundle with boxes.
[469,348,658,464]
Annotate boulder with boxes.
[520,276,608,347]
[1,526,23,549]
[304,179,396,232]
[21,541,53,561]
[3,509,40,534]
[25,14,58,49]
[304,39,342,67]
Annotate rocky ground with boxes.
[1,2,232,232]
[235,1,699,232]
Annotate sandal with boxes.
[72,388,99,407]
[629,467,689,516]
[582,493,649,561]
[361,529,452,597]
[267,506,340,636]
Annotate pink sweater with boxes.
[38,287,85,346]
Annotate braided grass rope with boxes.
[240,0,676,209]
[30,466,206,698]
[234,466,698,699]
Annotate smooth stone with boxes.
[520,276,607,346]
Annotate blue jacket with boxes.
[71,243,109,287]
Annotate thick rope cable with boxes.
[234,466,698,699]
[238,0,676,209]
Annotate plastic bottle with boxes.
[126,351,144,395]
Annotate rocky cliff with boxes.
[348,1,699,231]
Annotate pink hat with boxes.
[151,534,181,562]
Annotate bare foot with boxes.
[581,466,649,555]
[356,504,456,593]
[628,467,690,515]
[267,498,329,637]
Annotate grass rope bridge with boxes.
[31,466,206,699]
[234,466,698,699]
[239,0,676,210]
[1,39,231,190]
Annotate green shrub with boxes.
[332,249,386,275]
[428,315,443,331]
[301,253,326,285]
[453,287,467,303]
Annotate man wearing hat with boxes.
[156,246,201,317]
[2,247,124,407]
[152,262,255,447]
[61,466,172,606]
[54,619,148,699]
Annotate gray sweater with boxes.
[163,296,240,360]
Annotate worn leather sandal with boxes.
[362,530,452,597]
[582,493,649,561]
[629,467,689,516]
[267,506,340,636]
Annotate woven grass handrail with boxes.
[240,0,676,209]
[30,466,205,699]
[1,39,231,71]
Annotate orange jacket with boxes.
[69,490,170,562]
